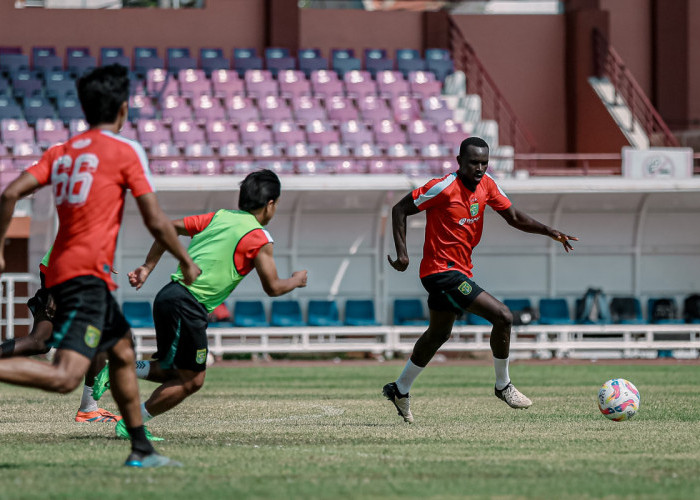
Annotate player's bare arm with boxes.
[128,218,189,290]
[388,193,420,271]
[254,243,307,296]
[0,173,42,273]
[497,205,578,252]
[135,194,201,285]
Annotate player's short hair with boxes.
[239,169,281,212]
[77,64,130,126]
[458,136,489,157]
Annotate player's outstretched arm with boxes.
[0,173,41,274]
[128,218,189,290]
[497,206,578,253]
[254,243,307,297]
[134,193,201,285]
[387,193,420,271]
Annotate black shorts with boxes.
[420,271,484,316]
[27,272,54,324]
[48,275,130,358]
[152,281,209,372]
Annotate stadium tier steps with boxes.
[0,46,517,180]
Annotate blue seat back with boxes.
[123,301,154,328]
[271,300,304,327]
[344,299,377,326]
[233,300,268,327]
[308,300,340,326]
[393,298,426,325]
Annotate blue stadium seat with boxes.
[123,301,154,328]
[425,48,454,82]
[396,48,426,78]
[467,313,491,326]
[199,48,230,75]
[23,96,55,125]
[233,48,263,77]
[538,298,573,325]
[133,47,164,77]
[265,47,295,77]
[344,299,378,326]
[393,298,428,326]
[363,49,393,77]
[308,300,341,327]
[167,47,197,73]
[0,96,23,120]
[56,95,84,122]
[298,48,327,77]
[331,49,361,78]
[0,53,30,77]
[271,300,305,327]
[609,297,643,324]
[101,47,131,68]
[233,300,269,327]
[648,297,684,324]
[504,298,538,325]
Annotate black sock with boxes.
[0,339,15,358]
[128,426,155,456]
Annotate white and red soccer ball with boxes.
[598,378,640,421]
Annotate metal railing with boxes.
[448,16,537,153]
[0,273,39,340]
[592,29,679,148]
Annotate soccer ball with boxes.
[598,378,640,421]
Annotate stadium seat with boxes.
[128,94,157,121]
[265,47,296,76]
[123,301,154,328]
[343,70,377,99]
[278,70,311,99]
[244,69,278,99]
[233,301,268,327]
[205,119,239,148]
[199,47,230,75]
[307,300,342,327]
[31,47,62,76]
[166,47,197,73]
[0,118,33,146]
[233,48,263,77]
[408,71,442,99]
[538,298,573,325]
[0,53,30,77]
[396,49,426,78]
[11,71,42,99]
[259,95,292,121]
[101,47,131,68]
[271,300,305,327]
[23,96,55,125]
[609,297,644,324]
[178,68,211,98]
[331,49,361,77]
[146,68,178,97]
[363,48,393,77]
[467,313,491,326]
[393,298,428,326]
[211,69,245,99]
[504,298,537,325]
[425,48,454,82]
[376,70,410,98]
[160,95,192,123]
[291,95,328,123]
[35,118,68,148]
[133,47,164,77]
[648,297,684,324]
[66,47,96,77]
[344,299,378,326]
[298,48,328,77]
[45,71,77,100]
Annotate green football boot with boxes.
[92,363,111,401]
[115,419,164,442]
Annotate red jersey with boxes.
[412,172,511,278]
[27,129,154,290]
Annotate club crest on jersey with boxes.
[469,202,479,217]
[196,348,207,364]
[84,325,101,348]
[458,281,472,295]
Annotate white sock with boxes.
[79,385,98,412]
[494,357,510,390]
[141,402,153,423]
[135,360,151,379]
[395,359,424,395]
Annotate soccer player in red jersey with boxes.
[384,137,577,423]
[0,65,200,467]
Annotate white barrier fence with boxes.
[3,274,698,360]
[133,323,700,360]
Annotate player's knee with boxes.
[182,373,205,396]
[49,370,84,394]
[426,327,451,345]
[492,304,513,328]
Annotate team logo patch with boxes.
[458,281,472,295]
[469,202,479,217]
[84,325,101,348]
[196,348,207,364]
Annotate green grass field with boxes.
[1,361,699,499]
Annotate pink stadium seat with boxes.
[438,119,467,153]
[258,95,293,122]
[340,120,373,147]
[407,119,440,146]
[244,70,278,98]
[285,142,316,159]
[431,159,456,176]
[186,159,220,175]
[292,95,327,122]
[12,141,42,160]
[136,119,172,148]
[342,70,377,99]
[305,119,340,147]
[146,68,178,97]
[398,160,433,177]
[326,96,359,122]
[278,70,311,99]
[205,120,240,148]
[241,122,274,147]
[373,119,406,147]
[221,160,256,175]
[218,142,248,158]
[178,69,211,98]
[160,95,192,123]
[357,95,392,123]
[258,160,295,175]
[150,159,186,175]
[192,95,226,123]
[310,70,343,98]
[272,120,305,147]
[391,95,421,124]
[387,143,417,158]
[35,118,68,148]
[118,121,137,141]
[0,118,34,147]
[335,160,368,174]
[172,119,206,148]
[225,95,260,123]
[128,94,156,120]
[296,159,333,175]
[368,159,399,174]
[421,96,453,124]
[408,71,442,99]
[211,69,245,99]
[352,142,382,158]
[68,119,88,136]
[150,141,180,157]
[420,143,450,158]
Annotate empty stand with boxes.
[233,300,269,327]
[271,300,305,327]
[123,301,155,328]
[393,298,428,326]
[308,300,341,327]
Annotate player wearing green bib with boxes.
[112,169,307,439]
